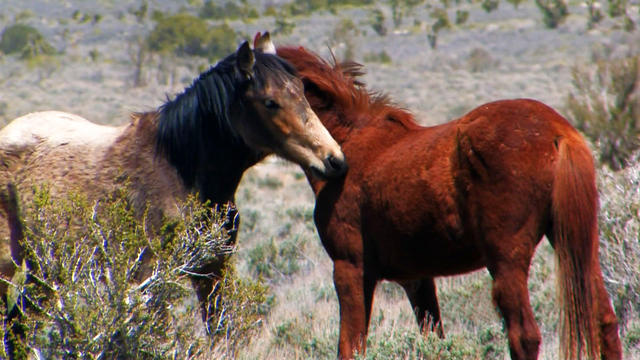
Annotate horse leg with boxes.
[333,259,377,359]
[190,259,225,331]
[398,277,444,338]
[593,263,622,360]
[486,234,540,360]
[190,203,238,332]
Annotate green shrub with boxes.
[607,0,627,18]
[535,0,569,29]
[370,8,387,36]
[0,24,56,59]
[1,187,268,358]
[363,50,392,64]
[505,0,524,9]
[272,318,334,358]
[200,1,259,21]
[584,0,604,28]
[481,0,500,12]
[455,10,469,25]
[567,54,640,170]
[274,18,296,36]
[246,236,307,280]
[357,330,484,360]
[147,13,237,61]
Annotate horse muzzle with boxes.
[311,153,348,180]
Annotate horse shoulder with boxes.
[105,114,187,223]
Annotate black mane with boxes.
[155,50,298,195]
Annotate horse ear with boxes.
[236,41,255,77]
[254,31,276,55]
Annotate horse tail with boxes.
[551,135,600,360]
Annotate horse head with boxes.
[231,32,347,179]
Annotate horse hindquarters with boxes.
[548,138,621,360]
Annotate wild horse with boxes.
[0,35,346,326]
[277,44,622,360]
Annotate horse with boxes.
[0,35,347,324]
[276,44,622,360]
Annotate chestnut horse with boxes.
[0,37,346,323]
[277,45,621,360]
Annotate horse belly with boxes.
[367,218,485,280]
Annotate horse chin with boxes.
[309,165,331,181]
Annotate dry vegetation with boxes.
[1,0,640,359]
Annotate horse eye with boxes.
[264,99,280,109]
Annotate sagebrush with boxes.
[1,187,268,359]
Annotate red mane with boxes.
[277,46,419,130]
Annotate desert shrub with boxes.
[608,0,626,18]
[283,0,329,16]
[363,50,392,64]
[274,18,296,35]
[586,0,605,29]
[370,8,387,36]
[455,10,469,25]
[505,0,524,8]
[356,330,491,359]
[481,0,500,12]
[467,47,499,72]
[256,175,283,189]
[130,1,149,22]
[597,162,640,350]
[0,24,56,59]
[272,318,334,358]
[200,1,259,21]
[329,18,359,61]
[567,54,640,170]
[147,13,237,62]
[426,8,450,49]
[1,187,268,359]
[535,0,569,29]
[264,6,278,17]
[246,236,307,280]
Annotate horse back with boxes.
[0,111,187,291]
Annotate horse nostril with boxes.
[326,155,348,175]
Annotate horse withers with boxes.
[0,34,346,320]
[277,45,622,360]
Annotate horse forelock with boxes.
[252,51,300,89]
[276,46,417,130]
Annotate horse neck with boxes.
[154,66,270,205]
[317,105,414,149]
[306,107,414,196]
[192,139,265,204]
[125,113,265,206]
